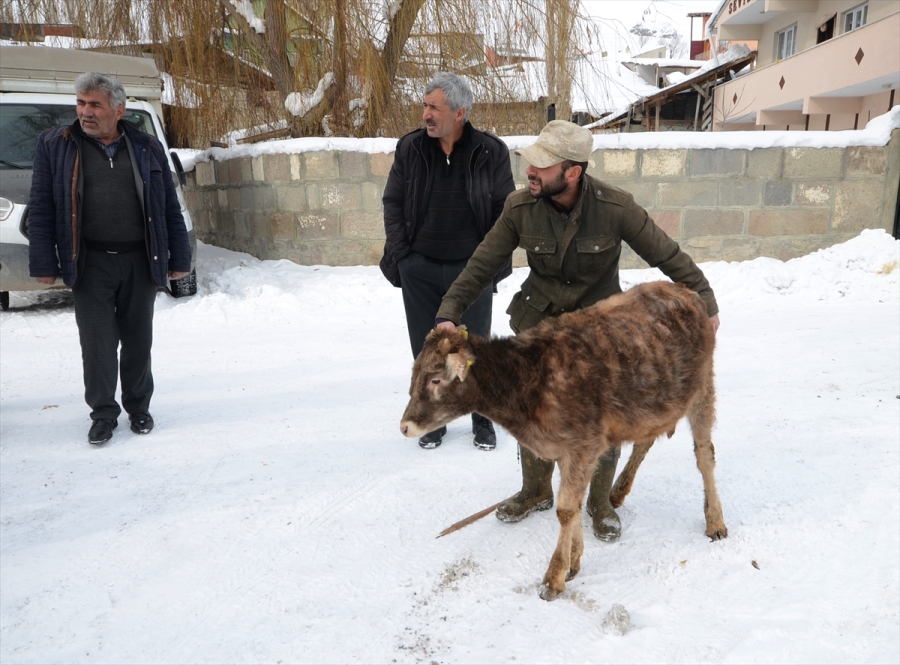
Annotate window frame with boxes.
[843,3,868,33]
[775,23,797,62]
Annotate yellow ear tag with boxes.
[463,359,473,380]
[461,329,469,340]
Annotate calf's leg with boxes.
[540,450,598,601]
[688,379,728,540]
[609,438,655,508]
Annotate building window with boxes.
[775,24,796,62]
[844,3,868,33]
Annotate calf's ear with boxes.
[446,353,474,382]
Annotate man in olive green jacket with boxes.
[435,120,720,541]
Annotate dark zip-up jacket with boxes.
[437,173,718,333]
[380,123,515,287]
[28,119,191,288]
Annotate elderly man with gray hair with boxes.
[28,72,191,445]
[381,72,515,451]
[434,119,720,541]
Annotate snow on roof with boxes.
[620,58,703,69]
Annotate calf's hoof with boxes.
[707,525,728,540]
[539,582,564,601]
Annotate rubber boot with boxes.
[495,445,555,522]
[586,446,622,541]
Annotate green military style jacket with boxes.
[436,173,718,333]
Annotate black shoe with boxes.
[472,413,496,451]
[418,425,447,449]
[130,413,154,435]
[88,419,118,445]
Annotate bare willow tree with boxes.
[2,0,608,146]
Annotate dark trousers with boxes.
[73,248,158,421]
[398,251,493,358]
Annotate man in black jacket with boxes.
[29,72,191,445]
[381,72,515,450]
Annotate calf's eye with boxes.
[431,378,441,385]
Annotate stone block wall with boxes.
[185,129,899,270]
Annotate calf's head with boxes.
[400,328,476,438]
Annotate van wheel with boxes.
[170,269,197,298]
[0,292,9,311]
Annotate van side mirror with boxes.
[170,151,187,187]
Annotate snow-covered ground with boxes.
[1,230,898,664]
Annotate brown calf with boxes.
[400,281,727,601]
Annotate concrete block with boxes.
[690,149,745,177]
[601,180,652,206]
[277,185,307,212]
[784,147,843,178]
[640,150,686,177]
[234,211,250,237]
[746,148,782,178]
[250,211,270,237]
[748,209,829,236]
[296,213,340,239]
[684,236,761,263]
[764,180,793,206]
[339,152,367,180]
[289,154,303,181]
[304,152,338,179]
[215,160,230,184]
[195,160,216,186]
[227,187,241,210]
[263,153,291,182]
[217,189,228,210]
[649,210,681,238]
[361,181,383,211]
[228,159,242,184]
[833,179,885,233]
[846,146,887,176]
[757,236,846,261]
[796,181,832,207]
[320,183,361,210]
[240,186,255,211]
[251,156,265,181]
[684,209,744,238]
[342,211,385,239]
[718,180,760,207]
[369,153,394,177]
[600,150,637,178]
[240,158,253,183]
[270,212,296,239]
[306,184,321,211]
[658,181,717,207]
[216,210,234,236]
[255,185,275,210]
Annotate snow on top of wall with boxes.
[229,0,265,34]
[175,106,899,171]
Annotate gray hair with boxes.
[74,72,127,109]
[425,72,473,121]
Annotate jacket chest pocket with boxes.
[520,235,557,275]
[575,235,616,273]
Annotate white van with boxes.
[0,45,196,310]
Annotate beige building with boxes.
[709,0,899,130]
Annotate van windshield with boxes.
[0,104,157,170]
